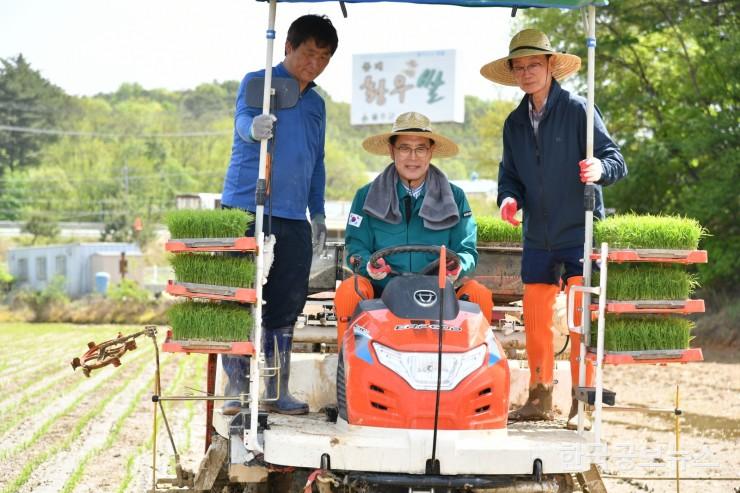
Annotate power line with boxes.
[0,124,231,139]
[0,168,224,185]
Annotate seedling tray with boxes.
[162,329,254,355]
[166,280,256,303]
[166,237,257,253]
[586,347,703,365]
[591,249,707,264]
[592,299,705,314]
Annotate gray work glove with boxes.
[250,114,276,141]
[311,213,327,255]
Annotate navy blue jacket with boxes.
[497,80,627,250]
[222,62,326,220]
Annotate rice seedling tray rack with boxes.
[584,242,707,366]
[590,248,707,264]
[166,280,257,303]
[161,329,255,355]
[586,347,703,365]
[590,299,705,314]
[166,236,257,253]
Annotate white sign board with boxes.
[351,50,464,125]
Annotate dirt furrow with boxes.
[73,353,204,493]
[0,348,153,493]
[0,346,152,448]
[19,354,177,493]
[126,355,209,493]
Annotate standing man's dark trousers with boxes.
[223,215,312,415]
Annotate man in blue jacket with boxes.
[481,29,626,427]
[221,15,338,415]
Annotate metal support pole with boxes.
[594,243,607,443]
[248,0,277,456]
[578,4,597,435]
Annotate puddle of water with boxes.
[654,412,740,440]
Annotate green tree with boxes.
[522,1,739,287]
[0,54,69,176]
[22,212,60,244]
[324,141,369,200]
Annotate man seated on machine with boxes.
[334,111,493,344]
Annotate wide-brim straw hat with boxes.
[480,29,581,86]
[362,111,459,158]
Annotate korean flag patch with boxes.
[348,213,363,228]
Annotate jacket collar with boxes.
[275,62,317,94]
[511,79,563,125]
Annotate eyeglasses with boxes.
[511,62,545,76]
[394,145,431,158]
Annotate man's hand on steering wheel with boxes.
[367,257,392,280]
[446,259,461,281]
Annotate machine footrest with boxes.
[576,386,616,406]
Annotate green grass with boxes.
[170,253,255,287]
[594,263,699,300]
[167,301,252,341]
[592,316,694,352]
[594,214,706,250]
[476,216,522,244]
[165,209,254,239]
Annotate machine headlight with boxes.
[372,342,486,391]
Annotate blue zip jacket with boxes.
[345,177,478,290]
[222,63,326,220]
[497,80,627,250]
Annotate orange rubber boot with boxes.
[334,276,373,346]
[566,275,594,429]
[509,283,558,422]
[456,279,494,324]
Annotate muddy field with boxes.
[0,323,737,493]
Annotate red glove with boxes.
[579,157,603,183]
[500,197,520,226]
[446,261,461,281]
[367,257,391,280]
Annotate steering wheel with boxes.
[367,244,461,277]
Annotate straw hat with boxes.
[480,29,581,86]
[362,112,459,158]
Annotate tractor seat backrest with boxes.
[377,275,460,320]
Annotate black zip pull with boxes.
[404,195,412,225]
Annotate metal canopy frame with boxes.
[247,0,604,453]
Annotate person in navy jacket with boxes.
[481,29,626,428]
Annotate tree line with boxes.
[0,0,736,287]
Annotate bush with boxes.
[15,275,69,321]
[0,264,13,293]
[107,279,151,302]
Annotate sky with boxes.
[0,0,577,104]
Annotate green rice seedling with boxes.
[594,263,699,300]
[168,301,252,341]
[476,216,522,244]
[165,209,254,239]
[591,315,693,352]
[594,214,706,250]
[170,253,255,288]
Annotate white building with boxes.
[6,243,143,297]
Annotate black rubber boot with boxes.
[222,355,250,415]
[263,327,309,415]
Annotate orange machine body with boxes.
[337,275,509,430]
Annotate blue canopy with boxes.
[261,0,606,8]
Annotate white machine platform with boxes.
[214,411,593,476]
